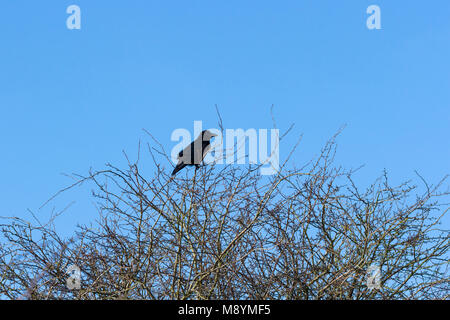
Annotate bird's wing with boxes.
[178,141,196,164]
[178,142,192,160]
[178,135,207,163]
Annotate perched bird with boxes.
[171,130,218,176]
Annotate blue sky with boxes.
[0,1,449,234]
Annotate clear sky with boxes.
[0,1,449,234]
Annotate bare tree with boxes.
[0,130,448,300]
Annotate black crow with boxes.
[171,130,218,176]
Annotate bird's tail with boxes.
[171,163,187,176]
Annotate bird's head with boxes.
[202,130,218,141]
